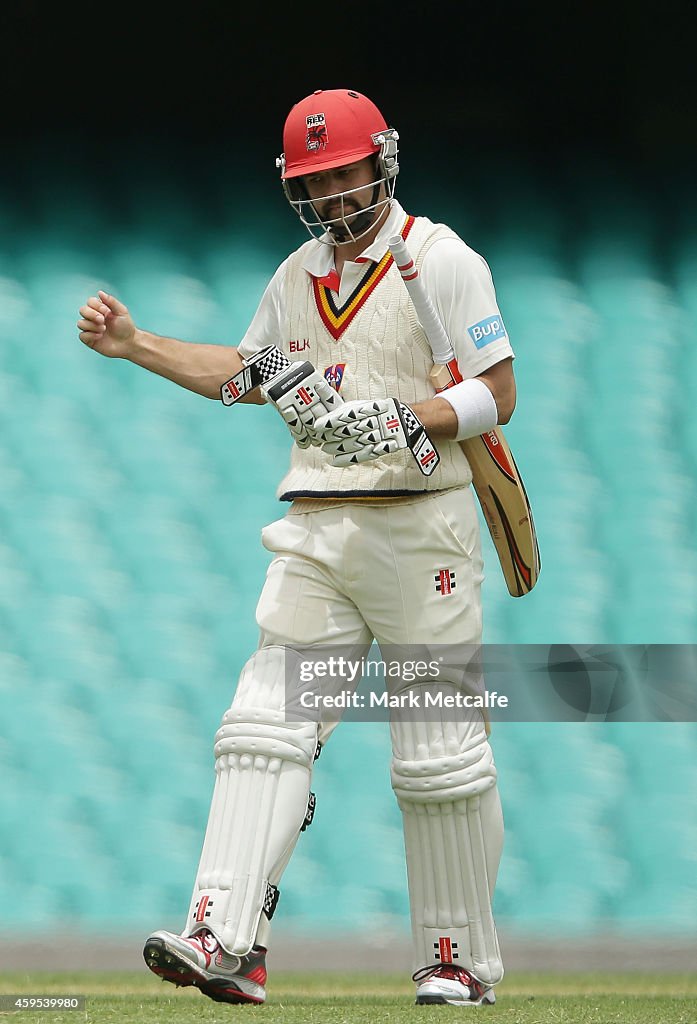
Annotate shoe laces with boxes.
[412,963,484,994]
[186,929,220,955]
[185,930,268,973]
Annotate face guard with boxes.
[276,130,399,245]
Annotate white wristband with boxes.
[439,377,498,441]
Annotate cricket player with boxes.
[77,88,516,1007]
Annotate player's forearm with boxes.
[412,370,515,439]
[129,330,264,403]
[410,397,459,439]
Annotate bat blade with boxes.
[389,232,540,597]
[461,428,540,596]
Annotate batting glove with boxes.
[220,345,343,448]
[263,360,344,447]
[310,398,441,476]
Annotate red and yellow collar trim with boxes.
[312,215,415,341]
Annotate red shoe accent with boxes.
[207,985,265,1005]
[413,963,487,999]
[143,930,268,1005]
[181,933,214,967]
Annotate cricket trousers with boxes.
[255,486,504,981]
[257,487,484,655]
[187,486,505,985]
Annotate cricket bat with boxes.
[388,235,540,597]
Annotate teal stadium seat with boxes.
[672,232,697,473]
[2,166,697,941]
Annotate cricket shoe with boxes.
[143,928,267,1004]
[413,964,495,1006]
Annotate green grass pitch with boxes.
[1,971,696,1023]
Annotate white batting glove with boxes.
[220,345,343,448]
[311,398,441,476]
[263,361,344,448]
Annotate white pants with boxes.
[195,486,504,979]
[257,487,484,655]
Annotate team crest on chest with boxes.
[324,363,346,392]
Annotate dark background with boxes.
[2,1,695,191]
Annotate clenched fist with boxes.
[77,290,137,359]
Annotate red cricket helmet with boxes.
[276,88,400,244]
[278,88,392,179]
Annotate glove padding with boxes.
[310,398,441,476]
[220,345,343,448]
[262,360,344,449]
[221,345,291,405]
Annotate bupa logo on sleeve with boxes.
[467,314,507,349]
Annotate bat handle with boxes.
[388,234,455,366]
[389,234,417,280]
[430,358,464,392]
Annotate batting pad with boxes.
[184,647,318,955]
[391,708,504,985]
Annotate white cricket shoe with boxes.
[143,928,267,1004]
[413,963,496,1006]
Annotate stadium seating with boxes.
[0,162,695,941]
